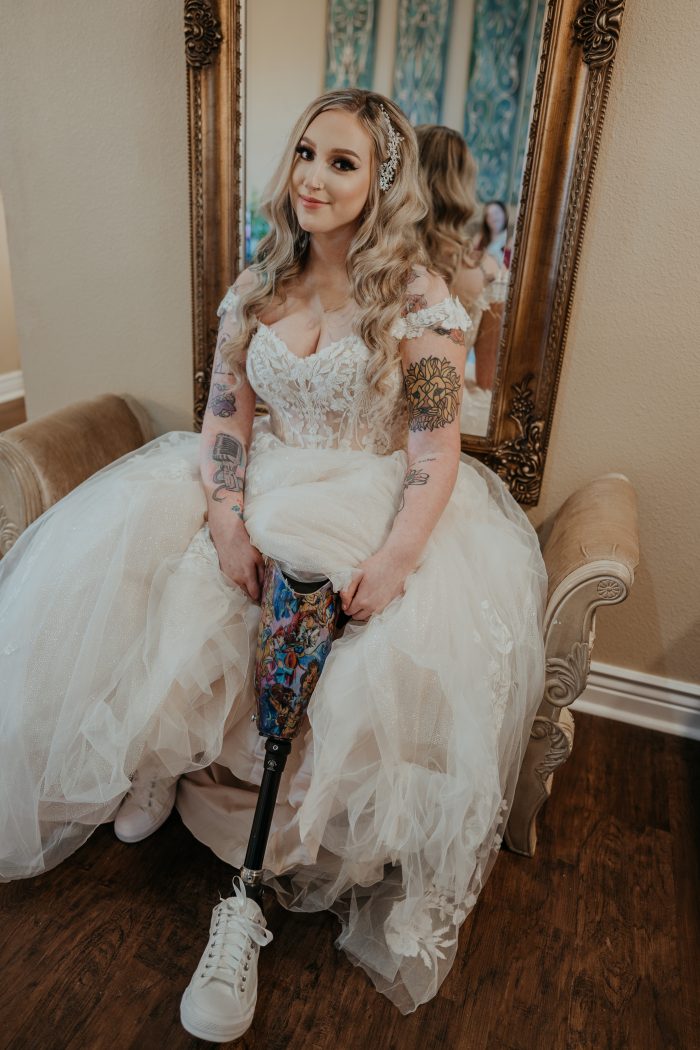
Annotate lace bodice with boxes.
[217,288,471,454]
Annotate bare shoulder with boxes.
[232,267,259,295]
[403,265,450,315]
[480,252,500,278]
[452,261,484,306]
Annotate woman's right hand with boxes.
[209,514,265,602]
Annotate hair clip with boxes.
[378,104,403,192]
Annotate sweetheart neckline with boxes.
[254,322,366,363]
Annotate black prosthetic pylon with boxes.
[239,738,291,905]
[238,562,343,906]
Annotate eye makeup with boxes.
[295,142,360,172]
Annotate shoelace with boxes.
[125,769,162,813]
[198,878,273,987]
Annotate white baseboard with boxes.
[0,370,24,404]
[572,661,700,741]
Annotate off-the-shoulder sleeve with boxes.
[217,286,241,318]
[482,274,509,307]
[391,295,473,341]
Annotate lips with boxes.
[299,194,328,206]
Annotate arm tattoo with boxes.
[211,433,245,502]
[207,382,237,418]
[404,356,461,431]
[399,466,430,511]
[401,292,428,317]
[213,349,234,376]
[401,290,465,345]
[431,323,466,347]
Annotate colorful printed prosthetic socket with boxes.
[254,558,341,741]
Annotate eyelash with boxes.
[295,145,357,172]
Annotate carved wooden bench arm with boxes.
[504,473,640,855]
[0,394,153,557]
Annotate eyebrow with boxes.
[299,135,361,161]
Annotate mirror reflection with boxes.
[246,0,545,436]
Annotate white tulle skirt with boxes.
[0,419,547,1013]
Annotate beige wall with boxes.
[0,191,21,375]
[246,0,326,201]
[528,0,700,684]
[0,1,192,433]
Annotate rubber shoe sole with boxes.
[113,802,174,844]
[179,986,256,1042]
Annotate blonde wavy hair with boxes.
[415,125,479,286]
[223,89,429,396]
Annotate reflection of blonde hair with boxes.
[415,125,478,285]
[224,89,429,396]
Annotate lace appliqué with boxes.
[479,600,514,736]
[246,326,405,454]
[216,289,470,454]
[384,900,458,969]
[482,274,509,306]
[424,885,478,927]
[217,287,240,318]
[391,296,473,341]
[182,525,220,574]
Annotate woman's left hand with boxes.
[339,548,414,621]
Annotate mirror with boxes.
[186,0,626,504]
[244,0,547,438]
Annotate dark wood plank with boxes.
[666,736,700,1040]
[0,712,698,1049]
[0,397,26,431]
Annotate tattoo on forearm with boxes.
[404,356,461,431]
[207,382,237,418]
[213,348,234,375]
[399,466,430,511]
[211,433,245,502]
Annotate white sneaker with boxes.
[113,770,178,843]
[180,877,273,1043]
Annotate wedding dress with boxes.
[0,286,547,1013]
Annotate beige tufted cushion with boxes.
[0,394,154,556]
[541,473,640,605]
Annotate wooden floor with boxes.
[0,397,26,431]
[0,711,698,1050]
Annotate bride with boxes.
[0,89,546,1035]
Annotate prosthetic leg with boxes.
[239,557,343,904]
[180,561,345,1039]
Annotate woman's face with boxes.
[291,109,373,236]
[485,203,507,234]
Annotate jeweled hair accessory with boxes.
[378,103,403,192]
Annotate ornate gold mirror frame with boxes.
[184,0,626,506]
